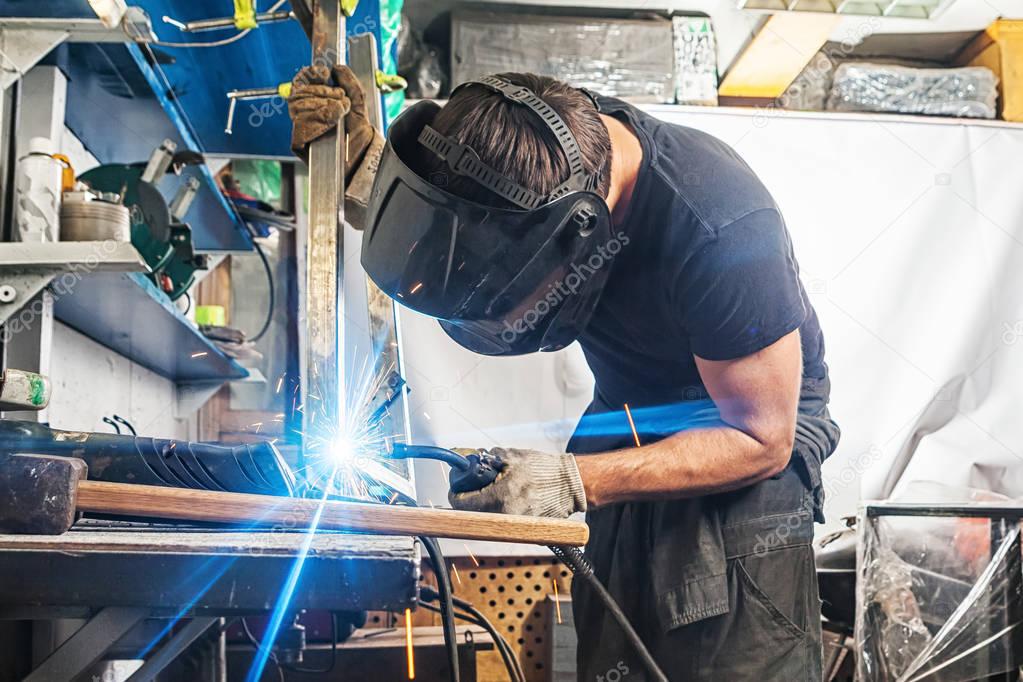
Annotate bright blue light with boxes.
[244,485,333,682]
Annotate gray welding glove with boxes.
[448,447,587,519]
[287,64,382,230]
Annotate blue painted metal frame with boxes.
[127,0,388,158]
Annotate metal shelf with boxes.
[736,0,957,19]
[52,270,248,384]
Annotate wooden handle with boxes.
[76,481,589,547]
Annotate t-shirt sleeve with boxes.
[674,207,806,361]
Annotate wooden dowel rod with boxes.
[75,481,589,547]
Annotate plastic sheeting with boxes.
[450,10,676,102]
[827,63,999,119]
[857,501,1023,681]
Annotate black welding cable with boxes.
[418,594,524,682]
[549,546,668,682]
[449,595,526,682]
[419,536,461,682]
[391,443,470,471]
[249,236,275,343]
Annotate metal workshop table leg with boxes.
[23,606,148,682]
[126,617,219,682]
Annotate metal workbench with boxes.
[0,519,419,681]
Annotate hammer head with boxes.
[0,453,86,535]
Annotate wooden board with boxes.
[75,481,590,547]
[719,13,840,99]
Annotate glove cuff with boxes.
[528,452,587,517]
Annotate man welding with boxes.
[289,65,840,681]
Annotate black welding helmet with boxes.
[361,76,615,356]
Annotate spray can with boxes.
[15,137,63,242]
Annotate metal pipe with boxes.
[183,10,294,32]
[302,0,346,467]
[125,618,219,682]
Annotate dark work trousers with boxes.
[569,380,840,682]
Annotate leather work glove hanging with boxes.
[449,447,587,519]
[287,64,383,229]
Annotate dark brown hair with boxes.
[424,73,612,208]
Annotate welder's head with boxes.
[361,73,622,357]
[422,73,612,208]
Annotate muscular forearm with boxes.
[575,423,793,507]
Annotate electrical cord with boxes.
[419,588,525,682]
[249,234,275,343]
[448,597,525,682]
[144,0,289,49]
[239,617,285,682]
[418,536,461,682]
[549,546,668,682]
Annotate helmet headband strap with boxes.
[417,75,600,210]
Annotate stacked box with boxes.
[451,10,676,103]
[672,16,718,106]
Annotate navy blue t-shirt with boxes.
[569,97,828,452]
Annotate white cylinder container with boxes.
[15,137,63,243]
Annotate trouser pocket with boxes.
[695,544,823,681]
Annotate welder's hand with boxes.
[287,65,383,229]
[449,448,587,519]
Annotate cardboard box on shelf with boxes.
[957,19,1023,122]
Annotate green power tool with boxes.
[78,139,208,301]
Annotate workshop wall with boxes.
[48,322,188,438]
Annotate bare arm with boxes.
[575,330,802,507]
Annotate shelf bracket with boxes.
[0,242,147,325]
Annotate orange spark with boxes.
[404,608,416,679]
[553,578,563,624]
[624,403,641,448]
[409,282,424,294]
[452,564,462,586]
[463,543,480,567]
[191,351,208,358]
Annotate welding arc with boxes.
[420,536,460,682]
[549,546,668,682]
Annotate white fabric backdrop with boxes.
[392,105,1023,551]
